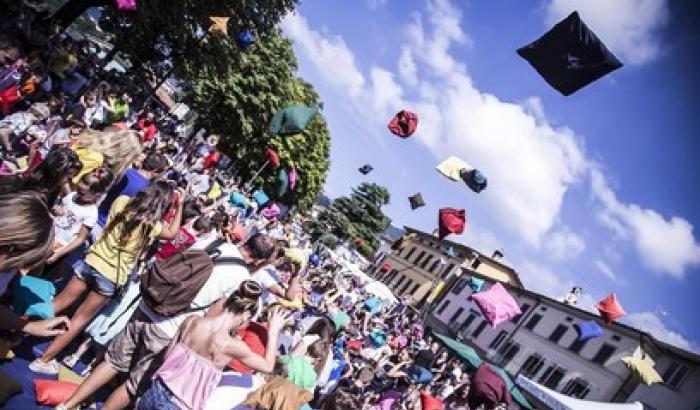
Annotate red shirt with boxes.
[137,119,157,142]
[155,227,196,260]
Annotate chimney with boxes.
[491,249,504,261]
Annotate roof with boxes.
[402,226,524,287]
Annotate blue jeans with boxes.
[136,378,180,410]
[75,263,117,298]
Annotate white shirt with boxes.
[140,242,250,338]
[251,265,283,305]
[53,192,98,246]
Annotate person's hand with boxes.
[46,252,61,265]
[267,306,289,332]
[22,316,70,337]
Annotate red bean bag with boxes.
[34,380,78,406]
[388,110,419,138]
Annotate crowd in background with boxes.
[0,3,514,410]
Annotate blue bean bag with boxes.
[574,320,604,341]
[468,277,484,293]
[408,365,433,384]
[11,276,55,319]
[369,330,387,348]
[229,192,248,208]
[364,297,381,314]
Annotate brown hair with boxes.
[0,191,54,272]
[224,280,262,315]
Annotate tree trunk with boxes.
[45,0,111,29]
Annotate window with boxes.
[409,283,420,295]
[452,278,467,294]
[511,303,530,324]
[592,343,616,365]
[539,365,566,390]
[459,313,477,333]
[565,316,573,322]
[449,307,465,325]
[420,255,433,269]
[399,279,413,295]
[548,325,568,344]
[429,259,440,273]
[525,314,542,331]
[568,337,588,354]
[519,354,545,378]
[540,306,548,311]
[500,342,520,366]
[612,335,621,342]
[414,251,426,265]
[662,362,690,389]
[393,275,406,290]
[441,263,455,279]
[472,321,487,338]
[489,331,508,350]
[562,378,590,399]
[404,247,416,260]
[471,259,481,269]
[436,299,450,315]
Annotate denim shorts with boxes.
[75,263,118,298]
[136,378,179,410]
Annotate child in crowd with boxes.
[45,167,114,273]
[30,180,185,374]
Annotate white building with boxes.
[428,272,700,409]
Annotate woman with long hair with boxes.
[0,191,70,337]
[73,128,142,182]
[30,180,185,375]
[0,144,82,207]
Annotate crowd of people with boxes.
[0,3,514,410]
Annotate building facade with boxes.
[370,227,523,306]
[428,272,700,409]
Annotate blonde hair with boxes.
[77,129,143,180]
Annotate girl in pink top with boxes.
[136,280,288,410]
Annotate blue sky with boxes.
[280,0,700,350]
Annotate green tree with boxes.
[181,30,331,209]
[306,183,392,256]
[46,0,298,87]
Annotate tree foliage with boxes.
[305,183,391,253]
[181,30,331,209]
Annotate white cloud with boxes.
[591,168,700,278]
[594,259,619,282]
[624,312,698,352]
[366,0,388,9]
[398,47,418,86]
[280,14,365,97]
[544,228,586,261]
[545,0,669,65]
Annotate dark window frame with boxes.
[548,324,568,344]
[525,313,543,331]
[591,343,616,366]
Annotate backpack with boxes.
[140,249,214,317]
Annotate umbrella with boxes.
[517,374,643,410]
[288,168,298,190]
[265,148,280,168]
[358,164,373,175]
[269,105,319,135]
[387,110,419,137]
[517,11,623,96]
[408,193,425,210]
[433,333,483,368]
[438,208,466,239]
